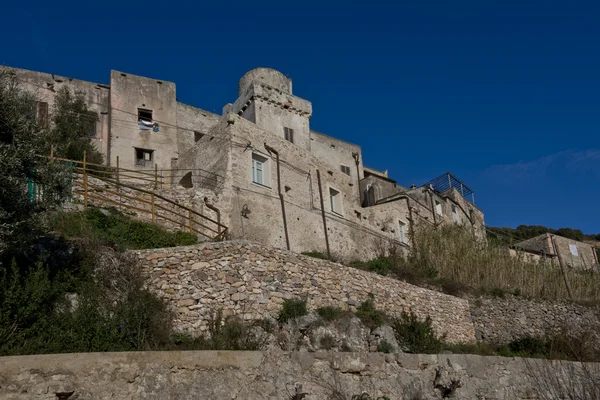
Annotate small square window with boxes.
[329,187,343,215]
[569,244,579,256]
[135,148,154,168]
[341,165,351,175]
[252,153,270,187]
[284,127,294,143]
[194,131,205,142]
[137,108,153,123]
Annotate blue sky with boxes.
[1,0,598,233]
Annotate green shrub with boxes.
[50,208,198,250]
[301,251,329,260]
[507,337,550,357]
[167,315,266,351]
[355,296,388,330]
[279,298,308,323]
[316,306,346,322]
[392,311,444,354]
[319,334,336,350]
[377,340,395,353]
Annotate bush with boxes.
[168,314,267,351]
[392,311,444,354]
[301,251,329,260]
[279,298,308,323]
[50,207,198,250]
[377,340,395,353]
[319,334,336,350]
[0,249,173,355]
[316,306,346,322]
[355,296,388,330]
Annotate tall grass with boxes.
[408,225,600,302]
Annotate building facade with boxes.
[11,66,485,260]
[511,233,599,271]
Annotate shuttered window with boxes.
[284,127,294,143]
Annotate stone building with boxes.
[10,66,485,259]
[510,233,599,271]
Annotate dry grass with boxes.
[408,225,600,302]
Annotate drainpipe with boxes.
[352,152,361,201]
[405,197,416,250]
[316,169,331,259]
[264,144,290,251]
[551,235,573,300]
[428,189,437,226]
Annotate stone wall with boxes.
[134,240,476,344]
[0,350,594,399]
[470,294,600,344]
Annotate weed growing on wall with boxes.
[279,298,308,323]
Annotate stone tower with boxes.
[223,68,313,150]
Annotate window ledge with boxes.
[251,181,272,190]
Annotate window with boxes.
[435,200,443,216]
[194,131,205,142]
[252,153,270,187]
[135,148,154,168]
[137,108,153,123]
[398,221,408,244]
[341,165,351,175]
[569,244,579,256]
[37,101,49,128]
[451,204,460,223]
[87,120,97,138]
[329,187,343,215]
[284,127,294,143]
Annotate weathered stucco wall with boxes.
[175,102,220,155]
[109,70,178,171]
[0,350,592,399]
[470,294,600,344]
[12,67,110,157]
[134,240,476,344]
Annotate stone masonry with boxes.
[0,349,595,399]
[470,294,600,344]
[134,240,476,344]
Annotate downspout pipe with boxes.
[264,143,290,251]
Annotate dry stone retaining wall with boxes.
[134,240,476,343]
[470,294,600,344]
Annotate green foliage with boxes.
[0,246,173,355]
[351,257,392,276]
[0,68,69,248]
[377,340,394,354]
[164,313,267,351]
[279,298,308,323]
[355,296,388,330]
[51,207,197,250]
[392,311,444,354]
[49,87,103,164]
[301,251,330,260]
[316,306,346,322]
[319,334,336,350]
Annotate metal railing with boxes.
[37,151,228,241]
